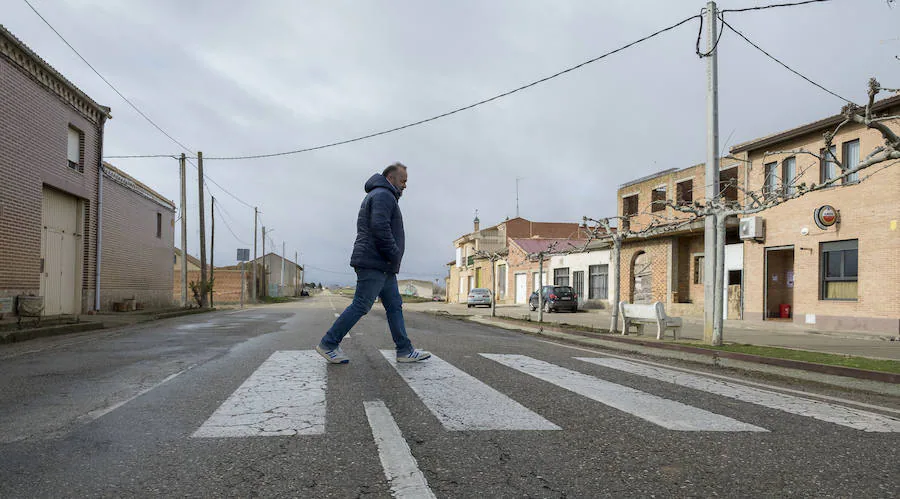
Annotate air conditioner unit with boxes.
[739,216,765,240]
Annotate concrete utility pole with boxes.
[210,195,215,309]
[537,255,545,323]
[703,1,720,344]
[179,153,188,308]
[261,226,266,298]
[295,251,298,296]
[252,207,258,302]
[281,241,285,295]
[198,151,209,308]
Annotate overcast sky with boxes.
[5,0,899,286]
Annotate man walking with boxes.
[316,163,431,364]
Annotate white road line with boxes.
[380,351,560,431]
[364,400,436,499]
[482,354,766,432]
[80,364,198,423]
[193,351,326,437]
[578,357,900,432]
[536,339,900,416]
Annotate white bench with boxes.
[619,301,682,340]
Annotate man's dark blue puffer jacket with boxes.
[349,174,405,274]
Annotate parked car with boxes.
[467,288,493,308]
[529,285,578,313]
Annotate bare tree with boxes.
[668,79,900,345]
[582,213,696,333]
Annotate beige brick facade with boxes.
[0,26,108,314]
[733,97,900,334]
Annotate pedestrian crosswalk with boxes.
[192,349,900,438]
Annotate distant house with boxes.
[174,248,202,272]
[397,279,433,299]
[247,252,304,298]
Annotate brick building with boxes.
[99,163,175,310]
[447,216,586,304]
[615,161,746,319]
[730,95,900,334]
[0,25,110,315]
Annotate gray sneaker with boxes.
[316,344,350,364]
[397,349,431,363]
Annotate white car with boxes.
[466,288,492,308]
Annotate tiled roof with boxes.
[510,238,584,255]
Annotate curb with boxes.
[460,315,900,397]
[150,308,218,321]
[0,322,105,344]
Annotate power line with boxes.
[203,14,701,161]
[719,17,854,103]
[213,198,251,246]
[23,0,257,209]
[22,0,194,153]
[720,0,831,14]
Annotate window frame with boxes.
[651,186,667,213]
[842,139,860,184]
[676,178,693,207]
[693,254,705,285]
[156,213,162,238]
[820,239,858,301]
[553,267,570,286]
[764,161,779,198]
[719,166,739,203]
[820,145,838,183]
[67,125,85,173]
[588,264,608,300]
[781,156,797,196]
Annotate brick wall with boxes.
[99,173,175,311]
[174,269,248,305]
[619,238,672,307]
[0,45,104,313]
[741,113,900,333]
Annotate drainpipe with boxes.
[94,114,107,312]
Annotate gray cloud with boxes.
[6,0,899,285]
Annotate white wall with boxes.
[547,249,612,308]
[724,243,744,320]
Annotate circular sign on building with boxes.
[814,205,838,230]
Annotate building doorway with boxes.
[40,187,83,316]
[632,251,653,304]
[514,274,527,304]
[764,246,795,321]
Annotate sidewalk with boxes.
[405,302,900,361]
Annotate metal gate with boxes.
[40,188,80,315]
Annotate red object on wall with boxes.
[779,304,791,319]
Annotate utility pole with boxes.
[252,207,258,302]
[515,177,523,218]
[703,1,720,344]
[261,226,266,298]
[537,254,545,323]
[179,153,188,308]
[295,251,298,296]
[210,195,215,309]
[198,151,209,308]
[281,241,285,296]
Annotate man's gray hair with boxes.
[382,162,407,177]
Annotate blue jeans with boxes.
[320,268,413,355]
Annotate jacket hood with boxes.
[364,173,400,199]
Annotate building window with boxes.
[693,255,704,284]
[622,194,638,231]
[842,139,859,184]
[589,264,608,299]
[554,267,570,286]
[764,162,779,197]
[676,179,693,206]
[67,125,84,172]
[820,145,838,183]
[573,271,584,298]
[467,255,475,266]
[156,213,162,238]
[720,167,738,203]
[497,264,507,299]
[651,186,666,212]
[821,240,858,300]
[782,157,797,195]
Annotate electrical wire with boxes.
[720,0,831,14]
[719,17,854,103]
[213,198,251,246]
[203,14,702,160]
[23,0,257,208]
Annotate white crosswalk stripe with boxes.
[577,357,900,432]
[481,354,767,432]
[193,351,326,438]
[381,351,561,431]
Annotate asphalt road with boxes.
[1,296,899,498]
